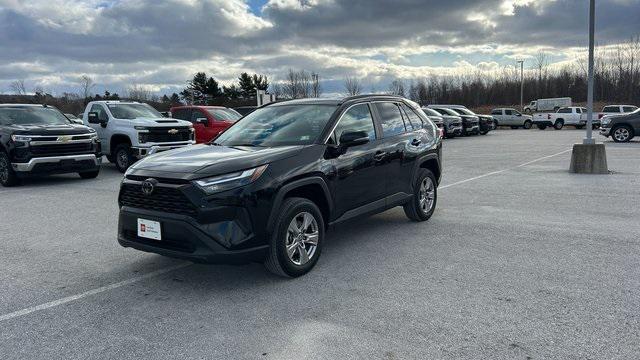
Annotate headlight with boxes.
[134,126,149,131]
[194,165,268,194]
[11,135,32,142]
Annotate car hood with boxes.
[125,117,192,127]
[8,123,94,135]
[129,144,304,177]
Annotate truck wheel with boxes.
[106,155,115,163]
[553,120,564,130]
[404,169,437,222]
[523,120,532,129]
[114,144,135,173]
[0,152,20,187]
[611,125,633,143]
[79,169,100,179]
[264,197,324,278]
[537,124,547,130]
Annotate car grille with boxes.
[30,143,94,156]
[118,183,197,217]
[145,127,191,143]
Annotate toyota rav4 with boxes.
[118,95,442,277]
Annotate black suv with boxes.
[118,95,442,277]
[0,104,102,187]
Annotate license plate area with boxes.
[137,218,162,241]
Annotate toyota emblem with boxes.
[141,178,158,196]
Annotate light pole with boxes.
[584,0,596,145]
[516,60,524,111]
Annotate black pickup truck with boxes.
[0,104,102,186]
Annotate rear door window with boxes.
[603,106,620,113]
[374,102,407,138]
[400,104,423,130]
[505,109,513,115]
[623,106,637,112]
[491,109,502,115]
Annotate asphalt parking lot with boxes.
[1,129,639,359]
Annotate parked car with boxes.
[0,104,101,187]
[533,106,600,130]
[170,105,242,143]
[64,113,83,125]
[600,107,640,142]
[598,105,638,119]
[118,95,442,277]
[421,107,462,138]
[428,106,478,135]
[82,101,194,172]
[491,108,533,129]
[441,105,493,135]
[524,97,572,113]
[233,106,257,116]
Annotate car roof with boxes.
[171,105,228,109]
[267,94,407,107]
[0,103,48,108]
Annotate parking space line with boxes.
[0,262,191,323]
[440,148,571,190]
[0,149,571,323]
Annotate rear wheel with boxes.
[554,120,564,130]
[404,169,437,222]
[523,120,532,129]
[0,152,19,187]
[114,144,135,173]
[611,125,633,143]
[264,197,324,278]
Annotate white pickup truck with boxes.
[598,105,638,120]
[532,106,601,130]
[83,101,194,172]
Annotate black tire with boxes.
[403,169,437,222]
[523,120,532,129]
[480,130,488,135]
[537,124,547,130]
[493,120,499,129]
[611,125,634,143]
[0,151,20,187]
[553,120,564,130]
[79,169,100,179]
[106,155,115,163]
[575,125,584,129]
[264,197,325,278]
[113,144,135,173]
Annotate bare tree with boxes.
[283,69,312,99]
[9,79,27,95]
[387,79,405,97]
[127,84,151,101]
[344,76,362,96]
[78,75,95,100]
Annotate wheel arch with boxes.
[414,153,441,186]
[110,134,132,154]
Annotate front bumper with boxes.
[464,125,480,134]
[132,142,193,158]
[12,154,101,173]
[600,127,611,136]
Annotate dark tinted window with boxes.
[603,106,620,113]
[334,104,376,143]
[375,103,406,137]
[89,104,108,121]
[491,109,502,115]
[623,106,637,112]
[401,104,423,130]
[557,108,572,113]
[505,109,513,115]
[172,108,191,121]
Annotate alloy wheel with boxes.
[285,212,319,266]
[419,177,435,214]
[117,150,129,169]
[614,127,630,142]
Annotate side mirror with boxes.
[87,112,100,124]
[196,117,209,126]
[339,130,370,147]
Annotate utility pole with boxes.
[517,60,524,111]
[584,0,595,145]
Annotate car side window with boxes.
[558,108,571,113]
[491,109,501,115]
[603,106,619,113]
[334,104,376,144]
[400,104,423,130]
[89,104,108,121]
[505,109,513,115]
[375,102,406,138]
[191,110,207,123]
[623,106,636,112]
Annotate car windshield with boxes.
[421,108,440,117]
[453,108,475,115]
[215,104,336,147]
[107,104,163,119]
[434,108,458,116]
[206,108,242,122]
[0,107,70,126]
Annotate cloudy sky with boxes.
[0,0,638,96]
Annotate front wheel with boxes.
[523,120,532,129]
[0,152,20,187]
[554,121,564,130]
[114,144,135,173]
[404,169,437,222]
[264,197,324,278]
[611,125,633,143]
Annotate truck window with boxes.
[557,108,571,113]
[623,106,637,113]
[491,110,501,115]
[505,110,513,115]
[603,106,619,113]
[89,104,108,121]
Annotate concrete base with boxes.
[570,143,608,174]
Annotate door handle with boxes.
[411,139,422,146]
[373,151,387,162]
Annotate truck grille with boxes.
[145,127,191,143]
[118,183,197,217]
[30,143,94,156]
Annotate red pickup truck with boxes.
[170,106,241,143]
